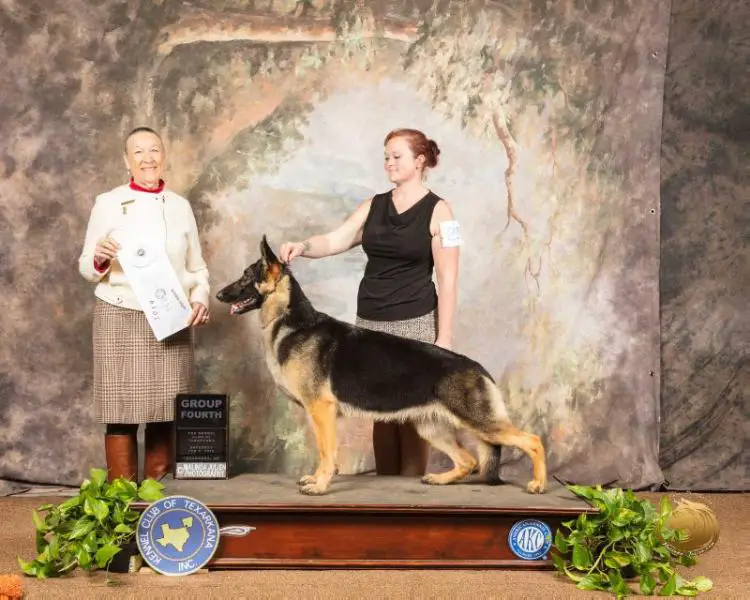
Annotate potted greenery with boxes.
[552,484,713,598]
[17,468,165,578]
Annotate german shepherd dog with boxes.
[216,237,547,496]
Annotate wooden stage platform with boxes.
[134,473,596,570]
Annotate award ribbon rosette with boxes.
[113,197,192,341]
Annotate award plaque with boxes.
[174,394,230,480]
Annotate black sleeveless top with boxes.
[356,190,441,321]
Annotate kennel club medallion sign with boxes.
[137,495,220,576]
[508,519,553,561]
[174,394,230,479]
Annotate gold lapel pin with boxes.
[121,199,135,215]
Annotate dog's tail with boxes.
[485,445,504,485]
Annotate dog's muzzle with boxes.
[229,297,256,315]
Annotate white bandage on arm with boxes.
[439,220,464,248]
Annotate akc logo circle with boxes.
[508,519,553,561]
[136,495,220,576]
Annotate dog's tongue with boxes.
[230,299,252,315]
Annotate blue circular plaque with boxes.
[508,518,553,561]
[136,495,220,576]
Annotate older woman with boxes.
[78,126,210,482]
[279,128,462,477]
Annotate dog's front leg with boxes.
[299,395,338,495]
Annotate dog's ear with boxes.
[260,234,281,281]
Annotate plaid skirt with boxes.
[355,310,437,344]
[93,298,195,424]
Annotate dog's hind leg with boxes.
[475,440,504,483]
[415,421,477,485]
[476,421,547,494]
[298,393,338,496]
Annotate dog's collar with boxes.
[129,177,165,194]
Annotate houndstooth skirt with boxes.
[355,310,437,344]
[93,298,195,424]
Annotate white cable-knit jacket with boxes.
[78,184,210,311]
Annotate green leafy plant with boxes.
[552,485,713,598]
[17,468,165,578]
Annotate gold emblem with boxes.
[121,199,135,215]
[664,496,720,556]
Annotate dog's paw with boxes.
[298,474,317,485]
[299,481,330,496]
[421,472,449,485]
[526,479,546,494]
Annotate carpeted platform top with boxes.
[158,473,592,513]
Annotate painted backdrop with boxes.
[0,0,669,489]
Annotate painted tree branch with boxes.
[492,110,545,293]
[492,111,528,238]
[155,7,418,57]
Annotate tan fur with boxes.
[339,402,464,427]
[415,421,477,485]
[252,249,547,496]
[278,352,318,402]
[297,387,339,495]
[258,265,288,327]
[473,421,548,494]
